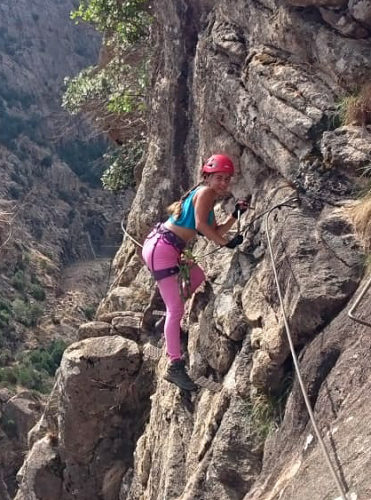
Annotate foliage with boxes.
[12,270,26,291]
[0,298,12,315]
[62,57,149,134]
[244,394,279,441]
[0,74,34,109]
[0,349,11,367]
[29,283,46,301]
[0,340,67,393]
[71,0,151,46]
[0,310,11,328]
[56,139,107,186]
[337,83,371,126]
[347,195,371,252]
[245,376,293,442]
[0,105,43,147]
[20,340,67,376]
[82,304,96,321]
[63,0,152,191]
[12,299,43,327]
[101,139,144,190]
[40,155,53,168]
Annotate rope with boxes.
[265,202,348,500]
[118,197,299,262]
[348,274,371,327]
[120,218,143,248]
[194,196,299,260]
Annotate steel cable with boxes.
[265,202,348,500]
[348,275,371,327]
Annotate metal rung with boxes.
[348,275,371,327]
[152,310,166,317]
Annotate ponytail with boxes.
[167,181,204,220]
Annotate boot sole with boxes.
[164,375,198,392]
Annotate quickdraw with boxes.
[178,249,197,301]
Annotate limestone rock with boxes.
[321,126,371,169]
[319,7,369,38]
[245,277,371,499]
[349,0,371,27]
[77,321,112,340]
[243,201,362,390]
[285,0,347,5]
[111,315,142,340]
[15,436,63,500]
[214,290,249,341]
[212,21,247,63]
[3,392,43,447]
[15,336,147,500]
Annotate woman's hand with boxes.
[225,234,243,248]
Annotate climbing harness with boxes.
[348,275,371,327]
[178,249,197,301]
[146,223,186,282]
[265,196,348,500]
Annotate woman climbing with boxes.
[142,154,248,391]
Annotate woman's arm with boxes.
[194,188,228,246]
[215,215,236,237]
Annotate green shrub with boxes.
[8,184,22,200]
[22,340,66,375]
[83,304,96,321]
[0,340,67,392]
[101,140,144,191]
[12,299,43,327]
[244,376,293,442]
[0,350,12,366]
[29,283,46,301]
[71,0,151,45]
[40,155,52,168]
[0,367,17,385]
[56,139,106,187]
[0,310,10,328]
[0,298,12,313]
[12,270,26,291]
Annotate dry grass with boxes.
[347,195,371,252]
[340,83,371,126]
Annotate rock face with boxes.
[0,389,44,497]
[15,0,371,499]
[15,336,152,500]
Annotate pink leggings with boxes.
[142,233,205,361]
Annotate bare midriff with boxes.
[163,220,197,243]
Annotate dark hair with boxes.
[166,180,204,220]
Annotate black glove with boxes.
[232,200,249,219]
[225,234,243,249]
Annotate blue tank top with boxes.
[168,187,215,229]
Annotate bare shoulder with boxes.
[194,186,214,203]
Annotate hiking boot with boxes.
[164,359,198,391]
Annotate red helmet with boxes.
[202,154,235,175]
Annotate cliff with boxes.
[14,0,371,499]
[0,1,134,496]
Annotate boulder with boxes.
[77,321,112,340]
